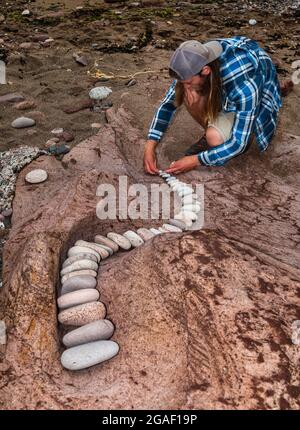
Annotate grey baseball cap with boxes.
[169,40,223,81]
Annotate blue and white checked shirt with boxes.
[147,36,282,166]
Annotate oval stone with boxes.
[62,253,98,268]
[68,246,100,262]
[107,232,131,250]
[178,187,193,197]
[75,240,110,259]
[96,244,113,256]
[60,259,98,276]
[11,116,35,128]
[136,228,155,241]
[61,275,97,295]
[94,234,119,252]
[58,301,106,326]
[174,213,193,227]
[25,169,48,184]
[57,288,100,309]
[61,340,119,371]
[162,223,182,233]
[180,209,198,221]
[181,203,201,213]
[149,228,162,236]
[123,230,144,247]
[62,319,114,347]
[168,219,187,231]
[61,269,98,284]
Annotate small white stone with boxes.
[174,213,193,227]
[91,123,102,129]
[22,9,30,16]
[0,320,6,345]
[178,209,198,221]
[162,223,182,233]
[60,259,98,276]
[57,288,100,309]
[89,86,112,101]
[249,19,257,25]
[94,235,119,252]
[61,269,98,284]
[62,320,115,347]
[62,253,98,268]
[178,187,194,197]
[75,240,110,259]
[61,340,119,371]
[68,246,100,262]
[107,232,131,250]
[149,228,162,236]
[51,127,64,135]
[11,116,35,128]
[181,203,201,213]
[136,228,155,241]
[123,230,144,248]
[168,219,187,231]
[25,169,48,184]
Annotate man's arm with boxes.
[147,79,177,142]
[197,74,264,166]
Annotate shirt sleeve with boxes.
[147,79,177,142]
[198,74,264,166]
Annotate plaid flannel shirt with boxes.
[147,36,282,166]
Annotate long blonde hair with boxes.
[171,59,222,127]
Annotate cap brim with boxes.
[203,41,223,63]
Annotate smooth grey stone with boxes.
[75,240,110,259]
[168,219,187,231]
[96,243,113,256]
[25,169,47,184]
[61,269,97,284]
[181,194,199,205]
[162,223,182,233]
[174,213,193,227]
[149,228,162,236]
[61,275,97,295]
[11,116,36,128]
[62,253,98,268]
[57,288,100,309]
[136,228,155,241]
[178,187,193,197]
[123,230,144,247]
[62,319,114,347]
[60,259,98,276]
[180,209,198,221]
[107,232,131,250]
[68,246,100,262]
[0,93,25,103]
[61,340,119,371]
[94,234,119,252]
[181,203,201,213]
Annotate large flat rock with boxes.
[0,107,299,409]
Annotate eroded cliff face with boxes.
[0,107,299,410]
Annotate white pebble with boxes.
[25,169,48,184]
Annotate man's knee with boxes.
[206,126,224,147]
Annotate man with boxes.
[144,36,284,174]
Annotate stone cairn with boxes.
[58,171,201,371]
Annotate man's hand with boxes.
[165,155,201,174]
[144,140,159,175]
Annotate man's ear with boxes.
[200,65,211,76]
